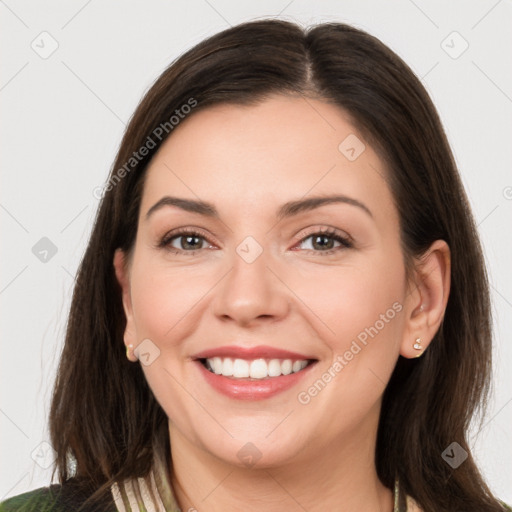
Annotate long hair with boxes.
[48,19,506,511]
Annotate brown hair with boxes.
[48,19,506,511]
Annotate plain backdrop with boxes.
[1,0,511,504]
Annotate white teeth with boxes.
[232,359,249,378]
[204,357,310,379]
[249,359,268,379]
[281,359,293,375]
[222,357,234,376]
[211,357,223,375]
[268,359,282,377]
[292,360,305,372]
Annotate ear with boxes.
[400,239,451,359]
[113,248,138,361]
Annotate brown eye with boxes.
[158,228,214,254]
[296,229,352,253]
[167,233,205,251]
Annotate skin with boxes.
[113,94,450,512]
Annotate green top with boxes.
[0,482,116,512]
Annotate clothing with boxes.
[0,478,116,512]
[0,472,510,511]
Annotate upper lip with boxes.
[192,345,317,361]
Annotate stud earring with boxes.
[413,338,423,357]
[126,343,137,362]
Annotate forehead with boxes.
[140,95,395,222]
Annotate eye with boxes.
[294,228,353,254]
[158,228,214,254]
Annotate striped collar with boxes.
[111,471,421,511]
[111,469,178,512]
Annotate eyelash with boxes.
[157,226,353,256]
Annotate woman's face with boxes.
[114,95,416,468]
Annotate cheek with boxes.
[129,258,212,345]
[291,258,405,428]
[128,261,210,428]
[291,250,406,358]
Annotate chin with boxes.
[196,430,306,470]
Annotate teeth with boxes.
[292,360,303,372]
[281,359,293,375]
[249,359,267,379]
[204,357,309,379]
[233,359,249,378]
[268,359,282,377]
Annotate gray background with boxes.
[1,0,511,503]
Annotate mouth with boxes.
[191,345,319,400]
[192,348,319,400]
[198,356,317,380]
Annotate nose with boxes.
[211,242,290,327]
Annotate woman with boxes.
[1,19,509,512]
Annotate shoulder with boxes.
[0,485,64,512]
[0,479,117,512]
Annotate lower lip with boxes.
[195,360,317,400]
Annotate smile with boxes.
[191,345,318,400]
[201,357,313,379]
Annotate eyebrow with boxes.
[145,194,373,221]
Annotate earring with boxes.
[126,343,137,362]
[413,338,423,357]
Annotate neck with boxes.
[168,406,393,512]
